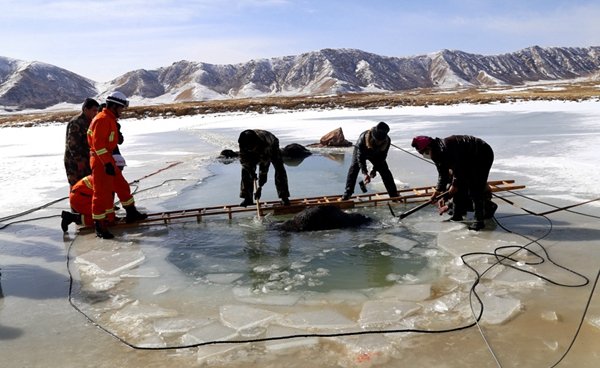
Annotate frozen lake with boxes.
[1,100,600,367]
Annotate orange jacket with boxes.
[71,175,94,196]
[87,109,119,165]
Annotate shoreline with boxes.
[1,80,599,127]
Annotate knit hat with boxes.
[238,129,259,149]
[82,98,99,110]
[371,122,390,140]
[411,136,433,152]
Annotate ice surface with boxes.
[264,325,319,352]
[358,300,422,327]
[205,273,244,284]
[479,294,522,325]
[232,287,302,306]
[3,101,600,367]
[489,265,545,288]
[120,267,161,278]
[588,315,600,330]
[196,344,243,364]
[375,233,419,251]
[110,301,179,326]
[280,309,357,330]
[75,249,146,276]
[334,334,394,367]
[219,304,279,330]
[181,321,238,345]
[376,284,432,301]
[153,317,213,337]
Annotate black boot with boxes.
[484,200,498,219]
[281,197,290,206]
[125,205,148,223]
[341,192,352,201]
[239,198,254,207]
[61,211,81,232]
[469,200,485,231]
[94,220,114,239]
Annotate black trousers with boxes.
[344,149,398,198]
[459,144,494,222]
[240,160,290,200]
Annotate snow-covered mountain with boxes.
[0,56,97,110]
[1,46,599,110]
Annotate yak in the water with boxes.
[272,205,372,232]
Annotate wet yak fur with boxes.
[273,205,372,232]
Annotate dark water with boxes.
[165,211,437,293]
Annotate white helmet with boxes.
[112,154,127,168]
[106,91,129,107]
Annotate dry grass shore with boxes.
[1,81,599,127]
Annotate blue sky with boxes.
[2,0,599,81]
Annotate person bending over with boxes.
[411,135,494,231]
[238,129,290,207]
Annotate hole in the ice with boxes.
[166,218,439,293]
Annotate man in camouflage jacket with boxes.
[64,98,100,187]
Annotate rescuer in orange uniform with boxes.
[62,175,105,228]
[87,91,146,239]
[60,154,134,232]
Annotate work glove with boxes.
[104,162,116,176]
[369,169,377,179]
[254,186,262,200]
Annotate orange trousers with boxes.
[90,156,134,222]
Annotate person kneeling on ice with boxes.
[61,154,146,233]
[238,129,291,207]
[86,91,146,239]
[342,122,399,201]
[411,135,495,231]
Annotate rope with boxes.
[0,162,185,230]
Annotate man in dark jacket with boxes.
[411,135,494,231]
[342,122,399,200]
[64,98,100,187]
[238,129,290,207]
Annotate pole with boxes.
[254,179,262,218]
[396,190,450,219]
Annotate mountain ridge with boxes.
[1,46,599,111]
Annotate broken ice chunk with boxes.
[588,315,600,330]
[110,301,178,327]
[232,286,301,306]
[376,284,431,301]
[335,334,393,366]
[480,294,521,325]
[281,309,356,330]
[196,344,242,364]
[376,233,418,251]
[153,317,213,337]
[543,340,559,351]
[358,300,421,327]
[541,310,560,322]
[181,321,238,345]
[136,334,166,348]
[205,273,243,284]
[75,249,146,275]
[219,304,279,330]
[121,267,160,278]
[264,325,319,352]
